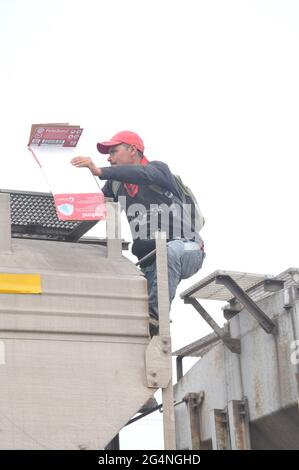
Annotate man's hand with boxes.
[71,157,102,177]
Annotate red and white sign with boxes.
[54,193,106,221]
[29,124,83,147]
[28,123,106,222]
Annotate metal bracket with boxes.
[145,335,172,388]
[183,391,204,408]
[222,300,242,321]
[210,408,230,450]
[227,399,251,450]
[183,392,205,450]
[210,399,251,450]
[176,356,184,382]
[284,286,299,309]
[263,278,285,292]
[184,297,241,354]
[174,332,222,381]
[215,274,277,335]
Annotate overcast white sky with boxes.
[1,0,299,450]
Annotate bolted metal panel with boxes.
[145,335,172,388]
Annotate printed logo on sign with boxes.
[58,203,74,216]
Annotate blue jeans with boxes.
[141,240,205,320]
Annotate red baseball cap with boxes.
[97,130,145,154]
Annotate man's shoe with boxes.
[149,317,159,337]
[138,397,159,414]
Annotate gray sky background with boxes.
[1,0,298,449]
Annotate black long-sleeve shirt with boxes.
[99,161,201,266]
[100,161,181,200]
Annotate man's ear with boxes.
[129,145,139,160]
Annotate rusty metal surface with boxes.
[228,400,251,450]
[210,409,230,450]
[183,392,204,450]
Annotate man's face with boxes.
[107,144,133,166]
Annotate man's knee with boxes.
[181,249,205,279]
[167,240,184,269]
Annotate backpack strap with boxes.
[111,180,122,198]
[111,180,174,201]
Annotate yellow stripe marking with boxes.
[0,274,42,294]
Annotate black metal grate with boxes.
[1,189,98,241]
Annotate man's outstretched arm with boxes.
[71,156,102,177]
